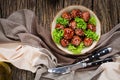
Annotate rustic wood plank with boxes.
[64,0,92,9]
[26,71,35,80]
[0,2,2,18]
[93,0,120,34]
[116,0,120,22]
[0,0,36,18]
[11,67,22,80]
[11,66,34,80]
[35,0,64,30]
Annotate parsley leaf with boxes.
[68,42,84,54]
[84,29,99,41]
[89,16,96,26]
[75,17,87,30]
[52,29,64,44]
[56,17,69,26]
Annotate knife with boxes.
[48,47,112,74]
[48,57,113,74]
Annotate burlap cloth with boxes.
[0,9,120,80]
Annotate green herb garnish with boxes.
[75,17,87,30]
[52,29,64,44]
[84,29,99,41]
[68,42,84,54]
[56,17,69,26]
[89,16,96,26]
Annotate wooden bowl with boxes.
[51,5,101,55]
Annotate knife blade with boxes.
[48,47,112,74]
[48,62,86,74]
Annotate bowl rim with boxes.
[50,5,101,55]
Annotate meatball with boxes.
[81,11,90,22]
[87,24,96,32]
[71,9,82,18]
[60,38,69,47]
[55,24,64,30]
[64,28,74,39]
[71,36,82,46]
[75,29,84,36]
[62,12,71,20]
[83,38,93,47]
[69,20,77,29]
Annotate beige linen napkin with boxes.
[0,9,120,80]
[0,44,57,73]
[90,57,120,80]
[96,62,120,80]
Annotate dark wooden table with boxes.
[0,0,120,80]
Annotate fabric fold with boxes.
[0,45,57,73]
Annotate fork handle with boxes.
[82,47,112,62]
[86,57,113,67]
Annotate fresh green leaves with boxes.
[56,17,69,26]
[75,17,87,30]
[68,42,84,54]
[89,16,96,26]
[52,29,64,44]
[84,29,99,41]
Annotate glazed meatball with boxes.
[60,38,69,47]
[71,9,82,18]
[81,11,90,22]
[62,12,71,20]
[83,38,93,47]
[71,36,82,46]
[87,24,96,32]
[75,29,84,36]
[64,28,74,40]
[69,20,77,29]
[55,24,64,30]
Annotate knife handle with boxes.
[83,47,112,62]
[86,57,113,67]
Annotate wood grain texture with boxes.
[93,0,120,34]
[0,0,120,80]
[0,0,35,18]
[64,0,92,9]
[35,0,64,30]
